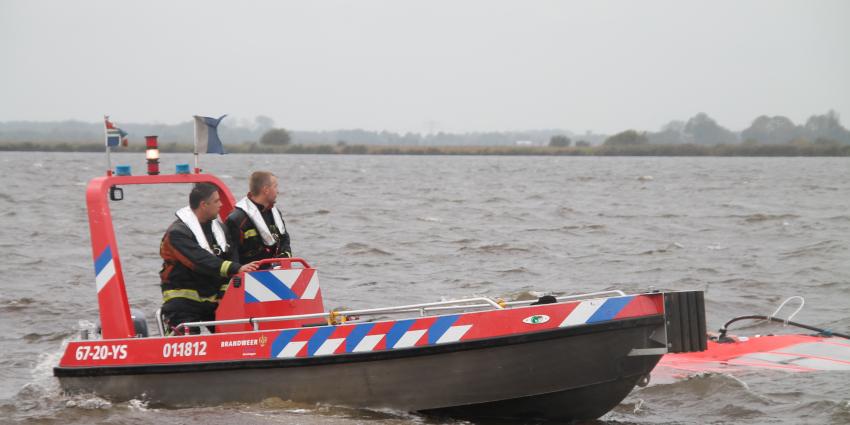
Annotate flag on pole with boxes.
[104,116,129,147]
[193,115,227,154]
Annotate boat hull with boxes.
[57,316,663,421]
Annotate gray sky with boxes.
[1,0,848,134]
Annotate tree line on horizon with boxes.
[548,111,850,148]
[1,111,848,148]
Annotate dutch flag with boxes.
[104,116,129,147]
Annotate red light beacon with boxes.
[145,135,160,175]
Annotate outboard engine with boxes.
[130,308,149,337]
[94,308,149,338]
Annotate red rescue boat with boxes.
[54,164,708,422]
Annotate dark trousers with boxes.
[162,298,218,335]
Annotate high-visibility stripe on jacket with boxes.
[160,218,241,302]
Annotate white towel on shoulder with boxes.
[176,206,228,254]
[235,197,284,246]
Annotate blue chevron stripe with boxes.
[428,315,459,344]
[587,296,634,323]
[94,246,112,275]
[244,291,261,303]
[385,319,416,349]
[307,326,337,356]
[345,323,375,353]
[271,329,299,357]
[250,271,298,300]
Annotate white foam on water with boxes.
[127,398,153,411]
[65,395,112,410]
[30,337,70,393]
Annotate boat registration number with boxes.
[162,341,207,358]
[75,344,128,361]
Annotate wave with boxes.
[638,242,684,255]
[812,281,844,289]
[416,216,441,223]
[557,224,606,232]
[252,397,430,422]
[803,184,840,192]
[791,266,829,276]
[792,400,850,424]
[0,343,76,421]
[556,207,576,216]
[22,332,70,343]
[635,267,664,273]
[63,394,114,410]
[633,372,770,407]
[458,280,494,289]
[0,297,36,312]
[780,240,845,259]
[497,266,538,276]
[459,243,531,254]
[608,374,772,424]
[741,213,800,223]
[502,290,546,301]
[522,226,567,233]
[826,215,850,222]
[341,242,393,256]
[716,278,771,288]
[425,197,466,204]
[484,196,509,203]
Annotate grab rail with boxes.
[174,290,629,335]
[507,290,626,305]
[177,297,504,334]
[254,257,311,269]
[387,290,628,314]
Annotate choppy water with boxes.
[1,152,848,424]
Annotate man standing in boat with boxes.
[226,171,292,266]
[160,183,259,334]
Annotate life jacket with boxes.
[159,217,240,304]
[226,198,291,264]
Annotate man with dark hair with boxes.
[226,171,292,266]
[160,183,259,334]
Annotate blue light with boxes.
[175,163,190,174]
[115,165,132,176]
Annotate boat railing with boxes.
[390,290,627,314]
[173,290,627,335]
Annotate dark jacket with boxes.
[225,200,292,264]
[159,218,241,303]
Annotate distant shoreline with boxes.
[1,142,848,157]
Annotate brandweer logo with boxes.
[220,338,259,348]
